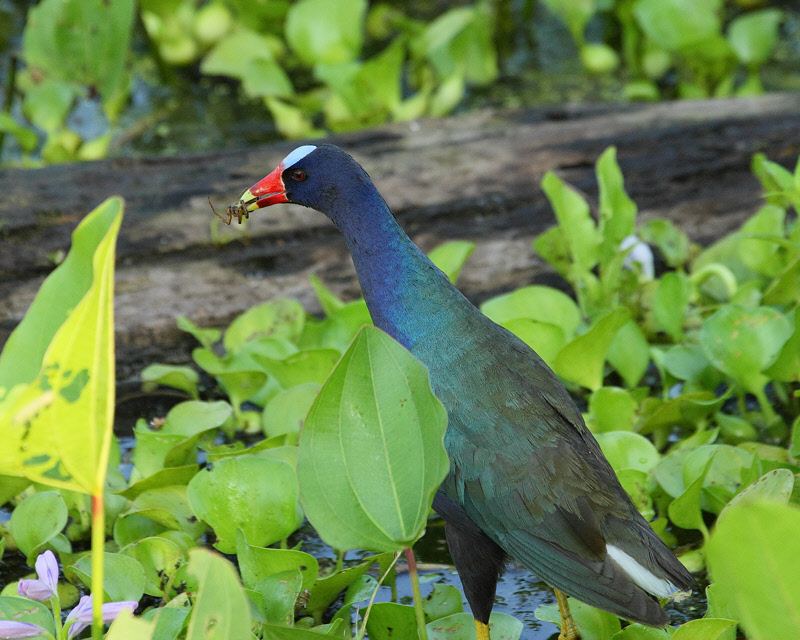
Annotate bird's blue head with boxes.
[240,144,387,227]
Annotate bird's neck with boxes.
[332,199,469,353]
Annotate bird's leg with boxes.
[474,619,491,640]
[555,589,581,640]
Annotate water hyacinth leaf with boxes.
[638,218,689,268]
[595,432,660,473]
[186,548,252,640]
[365,602,418,640]
[639,391,724,435]
[201,28,279,78]
[0,113,37,152]
[141,364,199,398]
[540,0,596,43]
[106,609,156,640]
[480,286,581,338]
[0,476,31,508]
[118,465,199,502]
[699,305,793,393]
[606,320,650,388]
[589,387,637,433]
[715,413,757,443]
[541,172,600,272]
[727,9,783,66]
[737,204,785,277]
[423,584,464,621]
[501,319,565,369]
[261,625,340,640]
[763,255,800,306]
[121,537,184,597]
[235,529,318,593]
[0,597,55,637]
[303,554,392,616]
[0,199,122,494]
[176,316,220,349]
[254,349,341,388]
[146,605,188,640]
[668,462,710,538]
[163,401,232,436]
[596,147,637,265]
[22,79,77,133]
[765,307,800,382]
[114,514,167,548]
[671,618,736,640]
[533,226,571,277]
[298,327,449,552]
[428,612,523,640]
[132,423,190,478]
[331,574,377,623]
[427,241,476,284]
[706,502,800,640]
[8,491,67,558]
[187,455,302,553]
[634,0,720,51]
[535,598,620,640]
[71,552,146,602]
[224,300,305,353]
[262,383,320,438]
[309,275,347,317]
[611,623,672,640]
[23,0,135,109]
[654,272,692,340]
[554,308,630,391]
[124,486,203,535]
[285,0,366,65]
[721,468,794,516]
[257,569,303,626]
[616,469,654,520]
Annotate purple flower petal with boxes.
[17,578,55,602]
[66,595,138,638]
[0,620,49,639]
[34,551,59,593]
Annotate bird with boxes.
[235,144,694,640]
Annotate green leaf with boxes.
[224,300,305,353]
[721,468,794,515]
[0,113,38,152]
[23,0,135,110]
[541,172,600,273]
[236,529,318,593]
[668,460,711,539]
[188,455,302,553]
[612,623,672,640]
[500,319,566,369]
[554,308,630,391]
[285,0,366,65]
[764,306,800,382]
[427,612,522,640]
[588,387,637,433]
[9,490,68,558]
[535,598,621,640]
[21,79,77,133]
[121,536,184,597]
[639,218,690,268]
[0,198,122,493]
[727,9,782,66]
[540,0,596,43]
[634,0,721,51]
[595,432,660,472]
[0,597,55,637]
[671,618,736,640]
[186,548,252,640]
[596,147,637,266]
[706,502,800,640]
[607,320,650,388]
[255,349,341,388]
[106,610,156,640]
[699,305,793,394]
[428,241,476,284]
[480,285,581,339]
[176,316,221,349]
[423,584,464,621]
[262,383,320,438]
[298,326,449,552]
[365,602,418,640]
[141,364,200,398]
[654,272,692,340]
[304,554,390,616]
[71,552,146,602]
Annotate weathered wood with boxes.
[2,94,800,381]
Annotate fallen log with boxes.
[2,94,799,382]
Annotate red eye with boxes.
[292,169,306,181]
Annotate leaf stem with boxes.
[50,595,62,638]
[91,493,105,640]
[356,551,401,640]
[404,547,428,640]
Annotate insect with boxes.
[208,190,256,225]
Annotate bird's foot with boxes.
[555,589,581,640]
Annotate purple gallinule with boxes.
[235,144,694,640]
